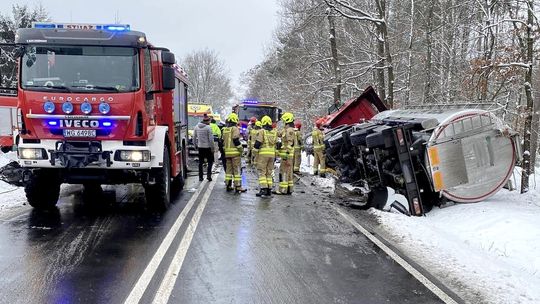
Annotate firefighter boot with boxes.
[320,173,326,178]
[235,187,247,193]
[256,188,266,197]
[226,181,234,192]
[265,188,272,196]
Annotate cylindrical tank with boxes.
[372,108,518,203]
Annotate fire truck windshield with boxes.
[238,106,277,121]
[21,46,140,93]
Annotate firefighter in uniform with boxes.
[251,120,262,164]
[254,116,277,197]
[312,119,326,177]
[246,117,257,164]
[277,112,296,194]
[293,120,303,173]
[222,113,247,193]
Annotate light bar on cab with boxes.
[32,22,131,32]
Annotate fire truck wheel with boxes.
[145,146,171,211]
[25,169,61,209]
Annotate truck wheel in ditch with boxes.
[25,169,61,209]
[145,146,171,211]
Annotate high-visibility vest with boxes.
[312,129,325,151]
[222,126,241,157]
[259,129,277,157]
[210,123,221,138]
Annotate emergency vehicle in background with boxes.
[234,99,281,139]
[0,22,189,211]
[187,103,213,155]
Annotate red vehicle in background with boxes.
[0,22,189,211]
[234,99,282,138]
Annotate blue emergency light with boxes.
[32,22,131,32]
[242,99,259,105]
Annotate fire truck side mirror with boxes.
[161,51,175,65]
[162,66,175,91]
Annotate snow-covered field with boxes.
[0,152,27,213]
[370,171,540,304]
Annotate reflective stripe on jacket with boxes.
[259,129,277,157]
[312,129,325,151]
[222,126,241,157]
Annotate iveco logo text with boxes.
[42,96,114,102]
[60,120,99,128]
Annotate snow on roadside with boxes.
[300,151,336,190]
[0,152,26,212]
[371,169,540,304]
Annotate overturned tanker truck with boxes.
[321,102,521,216]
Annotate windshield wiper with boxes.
[71,85,120,92]
[25,85,72,92]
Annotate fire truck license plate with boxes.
[63,129,96,138]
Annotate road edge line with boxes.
[152,174,218,304]
[332,204,458,304]
[123,180,208,304]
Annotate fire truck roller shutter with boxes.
[147,125,169,168]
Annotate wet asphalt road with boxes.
[0,166,448,304]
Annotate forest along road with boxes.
[0,168,461,304]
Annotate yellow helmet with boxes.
[282,112,294,124]
[255,120,262,127]
[227,113,239,123]
[261,115,273,126]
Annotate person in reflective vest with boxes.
[254,116,276,197]
[293,120,303,173]
[210,118,222,169]
[276,112,296,194]
[221,113,247,193]
[312,119,326,177]
[251,120,262,165]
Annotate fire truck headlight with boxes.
[98,103,111,115]
[43,101,55,113]
[116,150,151,162]
[19,148,47,160]
[62,102,74,114]
[80,102,92,114]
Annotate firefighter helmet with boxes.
[294,120,302,129]
[255,121,262,127]
[261,115,273,126]
[282,112,294,124]
[250,116,257,123]
[227,113,239,123]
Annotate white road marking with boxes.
[152,174,218,304]
[123,180,207,304]
[332,205,459,304]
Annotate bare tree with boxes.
[181,49,233,113]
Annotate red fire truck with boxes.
[0,22,189,211]
[234,99,282,138]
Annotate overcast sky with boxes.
[0,0,279,93]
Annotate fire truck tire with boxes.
[145,146,171,211]
[25,169,61,209]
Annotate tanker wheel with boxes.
[145,146,171,212]
[25,169,61,210]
